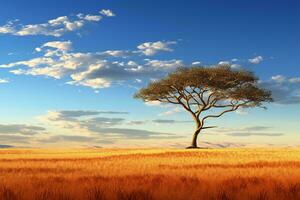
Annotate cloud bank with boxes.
[261,75,300,104]
[0,40,181,89]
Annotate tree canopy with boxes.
[135,66,273,148]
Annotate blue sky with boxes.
[0,0,299,148]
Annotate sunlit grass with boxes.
[0,148,299,199]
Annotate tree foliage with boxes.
[135,66,273,148]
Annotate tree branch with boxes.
[201,126,217,129]
[201,106,237,124]
[201,101,250,124]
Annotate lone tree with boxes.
[134,66,273,148]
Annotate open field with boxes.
[0,148,300,200]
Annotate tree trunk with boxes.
[191,129,200,148]
[186,127,201,149]
[186,115,201,149]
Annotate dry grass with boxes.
[0,148,300,200]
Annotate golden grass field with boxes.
[0,148,300,200]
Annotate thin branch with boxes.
[201,126,217,129]
[157,98,180,104]
[201,106,237,124]
[212,104,234,108]
[184,88,202,105]
[201,101,250,124]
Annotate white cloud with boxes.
[145,59,183,69]
[137,41,177,56]
[13,16,84,37]
[42,41,72,52]
[217,60,242,69]
[0,9,111,37]
[0,24,15,34]
[0,40,183,89]
[35,47,42,52]
[1,42,122,79]
[192,61,201,65]
[10,67,64,79]
[271,75,286,83]
[0,79,9,84]
[289,77,300,83]
[218,61,231,66]
[67,62,114,88]
[78,14,102,22]
[127,61,138,66]
[145,101,162,106]
[2,57,55,68]
[101,50,128,57]
[230,64,241,69]
[68,78,111,89]
[135,78,142,83]
[100,9,115,17]
[249,56,263,64]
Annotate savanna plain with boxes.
[0,148,300,200]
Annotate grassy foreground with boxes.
[0,148,300,200]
